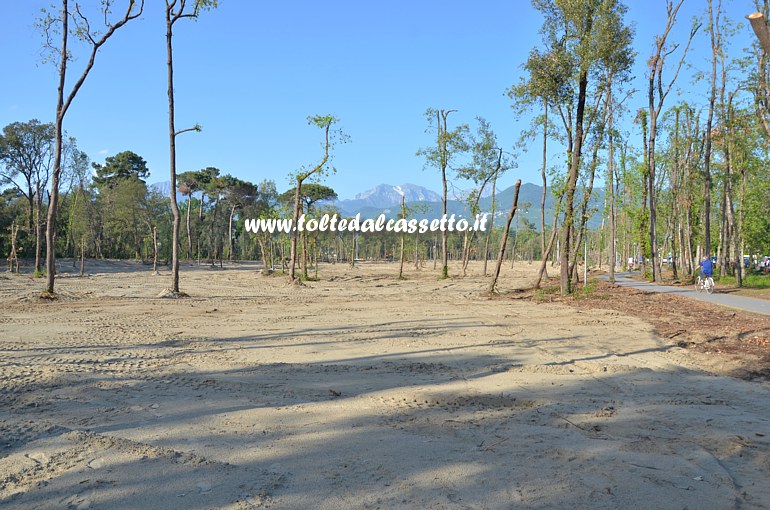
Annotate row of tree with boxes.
[3,0,770,295]
[504,0,770,293]
[0,126,547,284]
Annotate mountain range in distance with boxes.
[150,181,605,231]
[331,182,605,232]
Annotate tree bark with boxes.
[186,194,192,260]
[704,0,719,257]
[229,204,236,261]
[45,0,143,293]
[398,194,406,279]
[439,111,450,279]
[166,4,181,293]
[540,101,548,279]
[560,70,588,295]
[489,180,522,294]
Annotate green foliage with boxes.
[531,0,635,84]
[92,151,149,189]
[98,176,149,258]
[278,183,337,213]
[743,159,770,254]
[571,278,600,300]
[0,120,55,207]
[221,175,258,208]
[292,115,348,184]
[533,284,559,302]
[456,118,512,215]
[715,274,770,289]
[416,108,469,173]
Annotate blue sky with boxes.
[0,1,757,200]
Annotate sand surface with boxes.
[1,260,769,509]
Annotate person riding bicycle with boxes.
[696,255,714,279]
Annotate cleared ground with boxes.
[1,260,769,509]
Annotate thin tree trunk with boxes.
[534,218,560,289]
[186,195,192,260]
[489,180,522,294]
[704,0,718,257]
[35,194,43,274]
[166,8,181,293]
[608,91,616,283]
[723,94,741,286]
[483,173,497,276]
[229,204,236,261]
[152,226,159,275]
[540,101,548,279]
[439,111,449,279]
[648,110,662,282]
[398,194,405,279]
[45,0,143,293]
[560,70,589,295]
[350,233,356,268]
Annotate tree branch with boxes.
[61,0,145,119]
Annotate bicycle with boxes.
[695,274,715,294]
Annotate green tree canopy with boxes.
[92,150,150,189]
[279,183,337,213]
[0,119,55,202]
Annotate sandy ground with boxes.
[1,259,769,509]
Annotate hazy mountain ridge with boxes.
[149,180,604,231]
[335,182,605,232]
[342,183,442,210]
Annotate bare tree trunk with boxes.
[289,182,302,281]
[45,0,143,294]
[749,11,770,55]
[314,236,319,280]
[534,220,559,289]
[723,94,741,286]
[439,111,450,279]
[35,193,43,274]
[166,7,182,294]
[8,222,19,273]
[186,195,192,260]
[229,204,236,261]
[608,93,616,283]
[398,194,406,279]
[568,100,607,283]
[433,233,437,270]
[670,108,681,280]
[540,101,549,279]
[257,236,269,275]
[704,0,719,257]
[560,70,589,295]
[489,180,522,294]
[151,226,158,275]
[349,233,356,268]
[648,109,661,282]
[483,173,497,276]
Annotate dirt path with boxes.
[604,272,770,316]
[1,261,769,509]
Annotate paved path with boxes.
[601,272,770,316]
